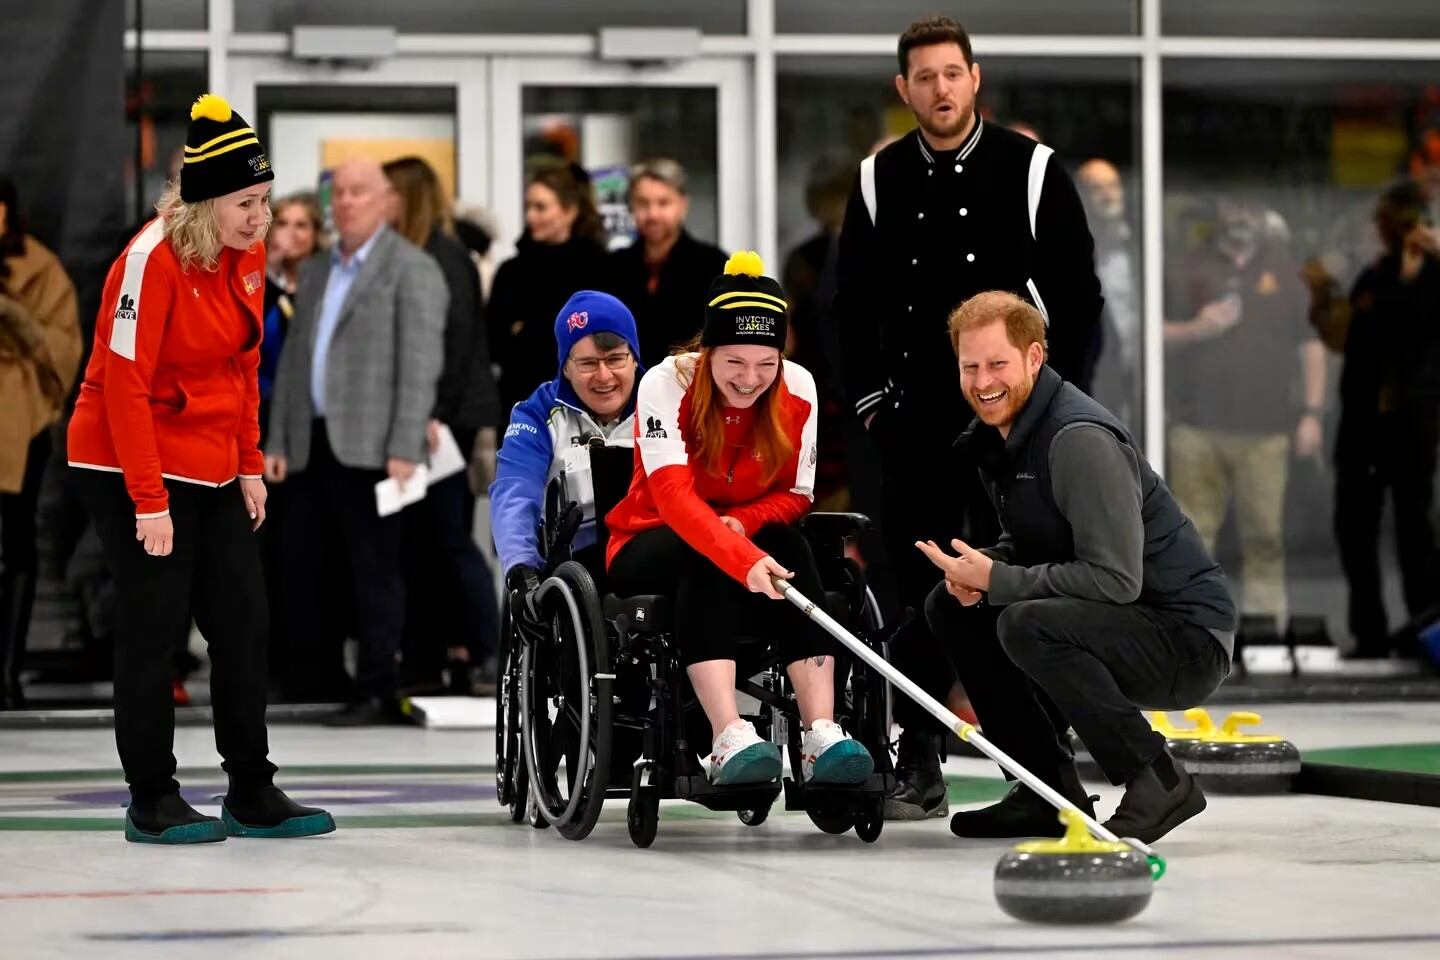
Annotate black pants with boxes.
[1335,412,1440,648]
[403,449,500,670]
[871,422,995,734]
[609,524,833,667]
[282,420,406,697]
[74,470,275,802]
[924,584,1229,786]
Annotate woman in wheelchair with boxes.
[491,290,642,592]
[605,252,874,787]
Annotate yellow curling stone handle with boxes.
[1208,711,1287,744]
[1150,708,1215,740]
[1014,809,1133,856]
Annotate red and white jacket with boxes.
[68,219,266,518]
[605,354,819,584]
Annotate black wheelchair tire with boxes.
[627,787,660,848]
[805,805,856,835]
[854,798,884,843]
[520,560,614,842]
[496,600,522,809]
[737,802,772,827]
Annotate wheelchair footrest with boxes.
[672,775,783,812]
[782,772,894,812]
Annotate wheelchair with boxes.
[495,438,895,848]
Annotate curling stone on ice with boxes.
[1073,708,1215,780]
[1167,710,1300,794]
[993,809,1158,925]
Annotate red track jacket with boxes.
[605,354,820,584]
[68,219,266,518]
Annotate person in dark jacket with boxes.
[834,15,1105,820]
[384,156,502,693]
[919,291,1234,845]
[489,162,608,414]
[603,158,727,369]
[1333,181,1440,657]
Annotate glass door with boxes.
[489,56,752,255]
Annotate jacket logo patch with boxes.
[644,416,667,439]
[242,271,263,294]
[1015,471,1036,480]
[809,444,818,467]
[114,294,136,325]
[567,310,589,332]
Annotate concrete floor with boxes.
[2,703,1438,960]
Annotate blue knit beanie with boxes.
[553,290,644,373]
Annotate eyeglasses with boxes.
[569,352,634,374]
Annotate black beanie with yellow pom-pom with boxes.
[179,93,273,203]
[700,251,789,350]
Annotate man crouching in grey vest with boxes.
[917,290,1236,844]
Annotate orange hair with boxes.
[680,348,795,485]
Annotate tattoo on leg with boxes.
[811,655,827,668]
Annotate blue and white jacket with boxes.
[489,378,636,577]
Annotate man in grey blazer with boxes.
[265,157,446,725]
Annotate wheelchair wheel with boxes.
[627,787,660,848]
[737,801,772,827]
[853,798,884,843]
[805,805,855,835]
[520,561,614,841]
[496,601,522,810]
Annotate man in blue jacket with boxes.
[490,290,642,599]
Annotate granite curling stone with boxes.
[993,810,1156,925]
[1167,710,1301,794]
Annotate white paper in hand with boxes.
[375,463,430,517]
[427,423,467,486]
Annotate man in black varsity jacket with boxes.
[834,15,1105,820]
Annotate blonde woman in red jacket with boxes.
[607,253,874,786]
[68,95,332,844]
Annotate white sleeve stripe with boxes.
[635,358,691,474]
[1027,144,1053,242]
[109,220,166,362]
[859,155,877,226]
[784,363,820,499]
[1025,278,1052,327]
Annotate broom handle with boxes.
[775,579,1154,858]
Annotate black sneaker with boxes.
[950,764,1096,839]
[884,730,948,821]
[322,696,410,727]
[1103,754,1206,844]
[124,792,226,844]
[221,785,336,838]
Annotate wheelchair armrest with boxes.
[800,512,871,541]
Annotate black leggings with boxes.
[609,524,833,667]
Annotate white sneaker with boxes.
[801,719,875,784]
[708,720,782,785]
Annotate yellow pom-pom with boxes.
[190,93,233,123]
[723,250,765,278]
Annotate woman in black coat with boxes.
[489,162,608,415]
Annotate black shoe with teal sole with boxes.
[124,793,227,844]
[221,785,336,838]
